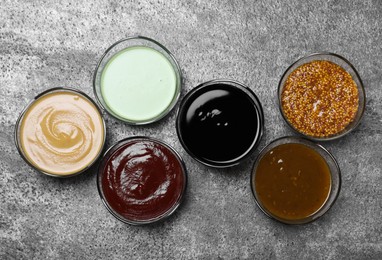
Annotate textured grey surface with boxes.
[1,0,382,259]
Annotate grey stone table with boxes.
[1,1,381,259]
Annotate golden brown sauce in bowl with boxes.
[251,136,341,224]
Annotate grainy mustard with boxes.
[281,60,359,137]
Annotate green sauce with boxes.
[101,46,177,122]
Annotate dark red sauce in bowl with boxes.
[97,137,187,225]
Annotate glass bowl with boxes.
[250,136,341,225]
[176,79,264,168]
[278,52,366,141]
[14,87,106,178]
[93,36,182,125]
[97,136,187,225]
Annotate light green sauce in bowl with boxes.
[94,37,181,124]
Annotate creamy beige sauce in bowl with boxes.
[17,89,105,176]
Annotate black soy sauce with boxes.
[177,82,262,167]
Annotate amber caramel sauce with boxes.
[254,143,331,221]
[20,91,104,176]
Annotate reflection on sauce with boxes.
[100,139,186,222]
[19,91,105,176]
[254,143,331,220]
[177,83,261,166]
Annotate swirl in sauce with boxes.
[19,90,105,176]
[100,139,186,223]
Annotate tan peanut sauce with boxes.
[254,143,331,221]
[19,90,104,176]
[281,60,359,137]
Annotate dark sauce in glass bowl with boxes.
[250,136,341,225]
[254,143,331,221]
[176,80,264,167]
[98,137,187,224]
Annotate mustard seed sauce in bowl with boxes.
[278,53,366,141]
